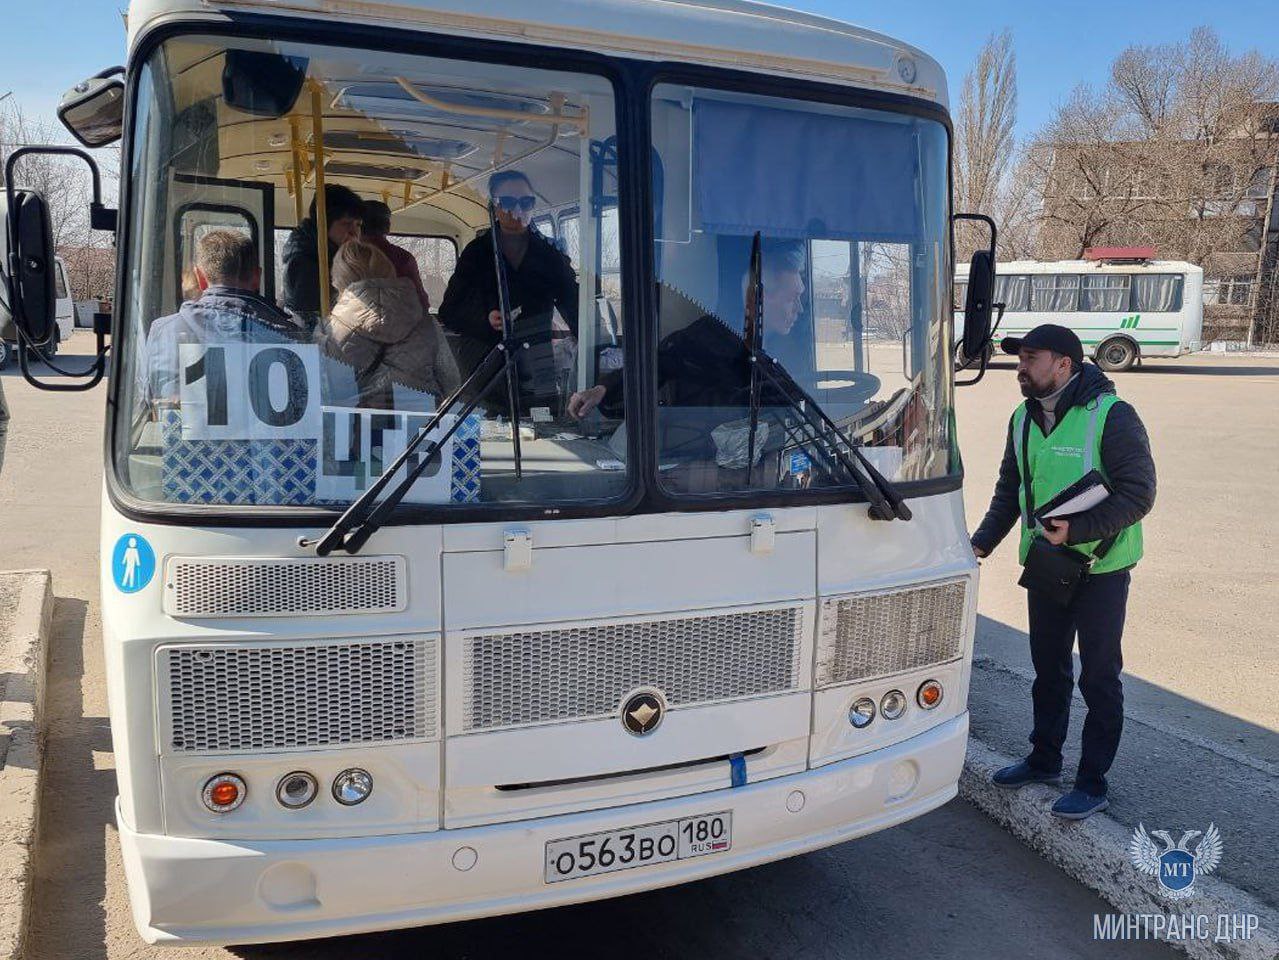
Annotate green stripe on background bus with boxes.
[1120,315,1141,329]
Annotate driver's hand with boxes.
[568,384,607,420]
[488,309,503,332]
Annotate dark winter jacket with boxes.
[970,363,1156,556]
[281,218,335,323]
[437,227,579,349]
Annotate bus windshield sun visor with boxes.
[693,99,922,243]
[305,204,528,555]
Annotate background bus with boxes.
[955,257,1204,371]
[0,254,75,368]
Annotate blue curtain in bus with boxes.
[692,98,921,242]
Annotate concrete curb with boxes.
[962,737,1279,960]
[0,570,52,960]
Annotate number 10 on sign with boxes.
[179,342,321,441]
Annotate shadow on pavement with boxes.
[1134,363,1279,376]
[24,596,116,960]
[977,360,1279,377]
[970,614,1278,911]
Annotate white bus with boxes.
[8,0,996,944]
[955,258,1204,371]
[0,254,74,368]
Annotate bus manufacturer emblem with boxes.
[622,691,665,736]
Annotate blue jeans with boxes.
[1026,569,1130,796]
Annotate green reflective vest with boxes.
[1013,393,1143,575]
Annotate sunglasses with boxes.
[494,195,536,213]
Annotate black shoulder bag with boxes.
[1016,413,1116,606]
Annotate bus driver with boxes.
[567,239,807,442]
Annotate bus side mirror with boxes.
[58,72,126,148]
[962,248,995,361]
[4,145,113,390]
[953,212,1003,387]
[1,189,57,349]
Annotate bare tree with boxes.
[1032,27,1279,337]
[954,30,1024,263]
[0,97,118,307]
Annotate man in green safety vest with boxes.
[971,324,1156,820]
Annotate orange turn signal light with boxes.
[917,680,943,709]
[202,773,246,813]
[210,782,240,806]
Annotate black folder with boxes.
[1032,469,1112,526]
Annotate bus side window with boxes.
[995,274,1029,312]
[1029,274,1080,312]
[559,212,580,270]
[390,235,459,314]
[1132,273,1184,312]
[177,206,258,303]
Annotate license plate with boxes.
[544,811,732,883]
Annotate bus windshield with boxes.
[111,34,956,516]
[646,84,955,494]
[114,35,629,511]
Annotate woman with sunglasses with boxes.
[437,170,580,409]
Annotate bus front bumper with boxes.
[119,713,968,945]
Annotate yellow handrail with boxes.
[309,81,331,318]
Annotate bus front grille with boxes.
[460,606,805,732]
[163,555,406,618]
[158,637,436,753]
[815,578,968,688]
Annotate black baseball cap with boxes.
[1000,324,1084,366]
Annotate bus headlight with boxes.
[332,768,373,806]
[917,680,944,710]
[276,771,318,809]
[880,689,908,720]
[201,773,246,813]
[848,697,876,729]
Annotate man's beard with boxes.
[1018,373,1057,398]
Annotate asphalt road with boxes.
[9,336,1272,958]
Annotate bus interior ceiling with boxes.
[163,40,597,306]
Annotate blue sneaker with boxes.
[1051,789,1109,820]
[992,760,1061,789]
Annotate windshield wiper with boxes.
[739,232,910,521]
[754,348,912,521]
[303,203,527,555]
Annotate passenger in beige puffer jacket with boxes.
[319,239,460,410]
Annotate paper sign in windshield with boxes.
[317,407,457,504]
[174,342,461,504]
[178,342,321,441]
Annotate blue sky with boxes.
[3,0,1278,140]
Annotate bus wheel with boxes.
[1096,337,1137,372]
[0,340,9,369]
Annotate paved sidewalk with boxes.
[968,618,1278,913]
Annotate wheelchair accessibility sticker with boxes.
[111,534,155,593]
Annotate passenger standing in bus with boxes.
[282,184,365,326]
[970,324,1156,820]
[361,201,432,312]
[437,170,578,397]
[139,230,305,407]
[317,239,459,410]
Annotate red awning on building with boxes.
[1083,246,1157,262]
